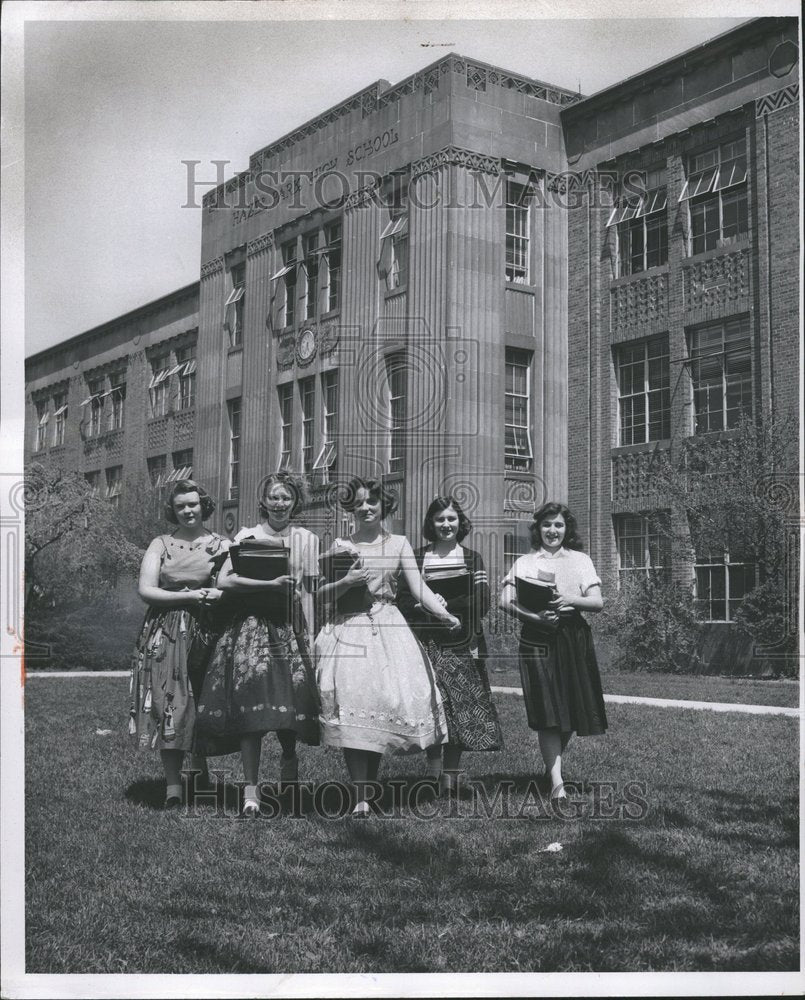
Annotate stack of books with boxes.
[229,537,290,581]
[422,564,472,605]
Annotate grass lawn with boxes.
[486,663,800,708]
[25,677,799,974]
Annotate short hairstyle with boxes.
[164,479,216,524]
[529,502,584,551]
[257,471,307,520]
[422,495,472,543]
[339,477,399,518]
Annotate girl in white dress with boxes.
[315,478,460,816]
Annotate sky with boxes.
[8,1,797,356]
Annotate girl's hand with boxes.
[531,609,559,629]
[433,593,448,608]
[343,565,370,588]
[549,594,575,615]
[199,587,224,604]
[442,613,461,631]
[267,575,295,590]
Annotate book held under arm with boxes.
[320,547,373,615]
[515,568,556,613]
[422,566,473,605]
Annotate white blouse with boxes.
[502,547,601,601]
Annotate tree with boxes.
[25,463,142,612]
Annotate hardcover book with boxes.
[423,566,472,604]
[320,547,373,615]
[229,538,290,581]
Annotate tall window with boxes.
[303,234,319,320]
[615,514,671,585]
[107,377,126,432]
[503,529,530,575]
[324,222,342,313]
[694,545,756,622]
[505,348,532,471]
[85,378,104,437]
[148,356,170,418]
[227,399,241,500]
[385,353,406,475]
[52,392,67,446]
[278,383,293,470]
[615,336,670,445]
[299,378,315,474]
[148,455,167,490]
[282,242,297,329]
[680,138,748,255]
[314,370,338,482]
[224,264,246,348]
[176,344,196,410]
[34,400,48,451]
[688,317,752,434]
[379,203,408,292]
[85,471,100,498]
[505,180,531,283]
[105,466,122,509]
[609,167,668,276]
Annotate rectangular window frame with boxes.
[299,377,315,474]
[680,138,748,255]
[52,392,68,447]
[105,466,123,508]
[504,347,533,472]
[34,400,49,451]
[385,353,406,476]
[505,179,531,284]
[687,317,752,435]
[277,383,294,471]
[227,399,241,500]
[324,222,342,313]
[224,264,246,348]
[314,369,338,483]
[615,336,671,446]
[615,513,672,586]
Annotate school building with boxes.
[24,17,800,660]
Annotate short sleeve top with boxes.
[235,522,319,591]
[502,547,601,601]
[327,533,408,602]
[157,532,228,591]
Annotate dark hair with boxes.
[257,471,307,520]
[164,479,216,524]
[529,502,584,551]
[422,495,472,543]
[339,477,399,518]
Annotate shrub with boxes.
[597,577,704,674]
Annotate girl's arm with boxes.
[552,584,604,613]
[399,539,459,627]
[137,538,221,607]
[446,550,490,619]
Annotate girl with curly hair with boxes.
[500,502,607,807]
[129,480,228,808]
[195,471,320,816]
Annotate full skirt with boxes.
[518,614,607,737]
[426,640,503,751]
[195,598,320,755]
[129,607,205,753]
[315,602,448,753]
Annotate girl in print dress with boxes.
[500,502,607,808]
[400,495,503,795]
[195,473,320,816]
[129,479,227,808]
[315,478,461,817]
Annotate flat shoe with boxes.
[164,795,182,810]
[350,801,371,819]
[241,800,261,818]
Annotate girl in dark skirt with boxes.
[195,473,320,816]
[399,495,503,795]
[500,502,606,806]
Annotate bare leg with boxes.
[343,748,381,812]
[425,744,443,778]
[241,733,262,815]
[537,728,566,799]
[160,748,184,804]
